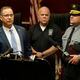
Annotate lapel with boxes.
[0,27,11,48]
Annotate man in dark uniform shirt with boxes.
[28,6,62,80]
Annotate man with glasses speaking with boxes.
[0,6,32,59]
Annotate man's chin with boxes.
[6,23,12,28]
[42,23,48,26]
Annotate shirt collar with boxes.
[40,24,46,31]
[3,25,15,31]
[73,25,80,31]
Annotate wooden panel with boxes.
[0,0,79,26]
[0,0,30,22]
[40,0,80,13]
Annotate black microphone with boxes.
[0,48,13,57]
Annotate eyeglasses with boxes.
[1,14,14,17]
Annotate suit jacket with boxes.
[0,25,32,56]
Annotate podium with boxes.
[0,59,53,80]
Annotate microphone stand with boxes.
[0,48,13,59]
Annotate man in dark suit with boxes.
[0,6,32,57]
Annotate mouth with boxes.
[7,20,13,23]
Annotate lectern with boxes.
[0,58,53,80]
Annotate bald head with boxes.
[38,6,50,26]
[38,6,50,15]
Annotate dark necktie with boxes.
[9,29,18,53]
[65,27,75,51]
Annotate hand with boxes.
[35,52,43,58]
[4,54,10,58]
[68,55,80,64]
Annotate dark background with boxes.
[0,0,80,28]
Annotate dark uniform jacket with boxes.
[28,23,62,52]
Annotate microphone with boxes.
[0,48,13,57]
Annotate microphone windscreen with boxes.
[9,48,13,53]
